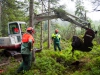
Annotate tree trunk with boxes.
[48,0,51,49]
[0,1,1,36]
[29,0,34,27]
[40,1,43,49]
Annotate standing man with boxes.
[17,27,35,73]
[51,29,61,51]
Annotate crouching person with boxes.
[17,27,35,73]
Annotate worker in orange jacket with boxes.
[17,27,35,73]
[14,28,19,33]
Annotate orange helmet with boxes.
[27,27,35,33]
[55,29,58,33]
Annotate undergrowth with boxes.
[0,40,100,75]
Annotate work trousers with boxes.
[17,52,32,73]
[54,42,61,51]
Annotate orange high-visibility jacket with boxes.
[22,33,34,43]
[14,28,19,33]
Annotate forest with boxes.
[0,0,100,75]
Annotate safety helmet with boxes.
[27,27,35,33]
[55,29,58,33]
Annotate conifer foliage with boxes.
[1,0,27,36]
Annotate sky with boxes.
[59,0,100,21]
[19,0,100,21]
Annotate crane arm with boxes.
[60,15,87,29]
[34,8,89,29]
[34,15,57,24]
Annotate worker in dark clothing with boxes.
[16,27,35,73]
[51,29,61,51]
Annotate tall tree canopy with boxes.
[92,0,100,11]
[1,0,27,36]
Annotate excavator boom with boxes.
[34,8,89,29]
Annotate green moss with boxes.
[1,40,100,75]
